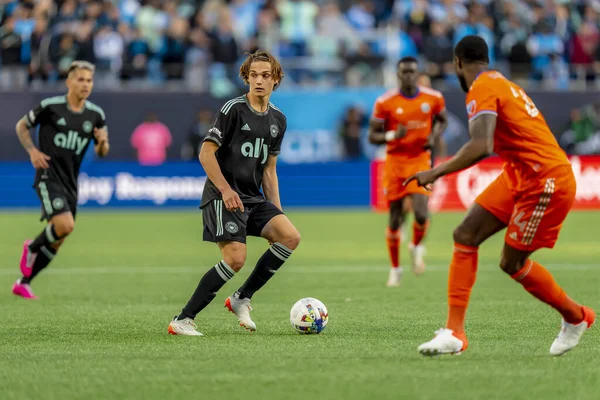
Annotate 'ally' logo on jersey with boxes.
[241,138,268,164]
[54,130,89,155]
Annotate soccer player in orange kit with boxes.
[405,35,595,357]
[369,57,448,287]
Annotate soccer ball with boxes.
[290,298,328,334]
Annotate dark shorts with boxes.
[202,200,284,244]
[35,180,77,221]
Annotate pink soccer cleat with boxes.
[12,278,38,300]
[20,240,36,278]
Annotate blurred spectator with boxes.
[423,21,454,83]
[403,0,430,49]
[230,0,260,49]
[49,33,79,80]
[28,17,50,84]
[121,28,151,81]
[208,7,239,93]
[0,16,25,88]
[181,110,214,161]
[136,0,166,53]
[278,0,318,57]
[527,21,564,82]
[161,17,189,80]
[131,113,173,166]
[250,6,279,54]
[569,21,600,85]
[499,13,531,80]
[0,0,600,90]
[339,105,367,160]
[453,2,495,65]
[560,103,600,154]
[347,0,376,32]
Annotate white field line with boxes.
[0,264,597,276]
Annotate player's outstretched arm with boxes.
[16,118,50,169]
[404,114,496,188]
[199,141,244,212]
[262,155,282,211]
[434,113,495,176]
[94,127,110,157]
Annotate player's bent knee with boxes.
[54,220,75,237]
[281,230,301,251]
[452,226,479,247]
[224,254,246,272]
[221,243,247,272]
[414,211,428,226]
[498,252,527,275]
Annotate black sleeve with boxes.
[23,102,49,128]
[270,116,287,155]
[92,108,107,144]
[204,106,236,147]
[95,110,106,129]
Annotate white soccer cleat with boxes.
[408,242,426,276]
[386,267,402,287]
[225,293,257,331]
[418,328,467,356]
[550,306,595,356]
[168,317,203,336]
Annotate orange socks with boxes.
[412,220,429,246]
[386,228,400,268]
[446,243,479,333]
[512,260,584,323]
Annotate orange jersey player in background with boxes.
[398,74,448,243]
[406,35,595,357]
[369,57,448,287]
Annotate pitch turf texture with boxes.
[1,210,599,400]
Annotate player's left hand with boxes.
[94,127,108,144]
[403,169,438,191]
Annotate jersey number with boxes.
[510,87,539,118]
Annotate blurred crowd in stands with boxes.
[1,0,600,93]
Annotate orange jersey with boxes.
[371,87,446,160]
[466,71,570,186]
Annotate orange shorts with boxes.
[383,156,430,202]
[475,165,576,251]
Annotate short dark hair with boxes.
[454,35,489,64]
[397,56,418,68]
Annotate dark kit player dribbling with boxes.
[168,51,301,336]
[13,61,109,299]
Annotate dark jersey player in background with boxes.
[13,61,109,300]
[168,51,301,336]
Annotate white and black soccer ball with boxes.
[290,298,328,334]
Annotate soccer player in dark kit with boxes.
[168,51,301,336]
[13,61,109,299]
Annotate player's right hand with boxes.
[222,187,244,212]
[29,148,51,169]
[396,124,408,139]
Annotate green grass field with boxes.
[1,209,599,400]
